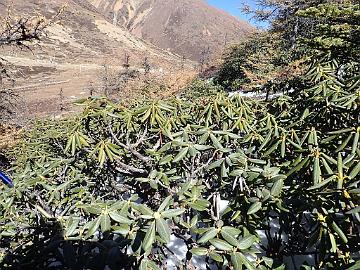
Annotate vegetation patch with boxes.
[0,1,359,270]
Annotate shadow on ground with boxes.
[0,220,138,270]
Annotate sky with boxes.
[207,0,268,28]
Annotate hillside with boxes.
[88,0,253,61]
[0,0,187,68]
[0,0,193,119]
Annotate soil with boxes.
[1,52,197,125]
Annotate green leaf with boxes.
[349,162,360,180]
[248,158,267,165]
[85,217,101,239]
[281,137,286,157]
[221,226,241,237]
[156,218,171,243]
[161,208,185,218]
[247,202,262,215]
[259,132,272,151]
[331,221,348,244]
[321,157,334,174]
[329,233,337,253]
[313,156,321,185]
[344,154,356,165]
[104,144,114,162]
[321,153,337,165]
[147,261,161,270]
[158,142,172,153]
[158,196,172,212]
[287,156,309,176]
[159,155,173,165]
[98,146,106,167]
[346,206,360,214]
[109,211,132,225]
[210,134,224,149]
[135,204,154,216]
[287,139,302,150]
[209,238,233,251]
[337,152,344,189]
[271,179,284,197]
[173,147,189,163]
[329,128,355,135]
[336,133,352,152]
[143,221,156,251]
[100,213,111,232]
[113,224,130,235]
[65,135,75,155]
[209,252,223,262]
[263,257,274,268]
[207,159,224,170]
[221,162,229,178]
[308,175,335,190]
[139,259,148,270]
[238,252,256,270]
[198,227,218,244]
[191,247,208,256]
[231,252,243,270]
[35,205,53,219]
[221,229,241,248]
[65,217,80,237]
[189,200,209,211]
[194,144,212,151]
[352,130,359,154]
[83,205,102,215]
[238,235,257,250]
[263,141,280,157]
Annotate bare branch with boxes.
[109,125,152,164]
[0,5,65,120]
[115,160,147,175]
[0,5,65,48]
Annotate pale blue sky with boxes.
[207,0,267,28]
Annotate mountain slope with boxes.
[0,0,191,119]
[88,0,253,61]
[0,0,186,67]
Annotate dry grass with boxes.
[0,124,21,151]
[138,70,198,100]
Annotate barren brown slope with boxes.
[0,0,193,119]
[88,0,253,61]
[0,0,187,68]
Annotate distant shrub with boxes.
[181,78,224,99]
[215,32,289,92]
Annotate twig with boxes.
[108,125,151,164]
[131,126,148,148]
[115,160,147,175]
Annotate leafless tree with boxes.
[59,88,65,112]
[102,64,110,96]
[99,63,141,97]
[142,56,151,75]
[0,5,64,121]
[181,55,186,70]
[123,52,130,70]
[199,46,211,73]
